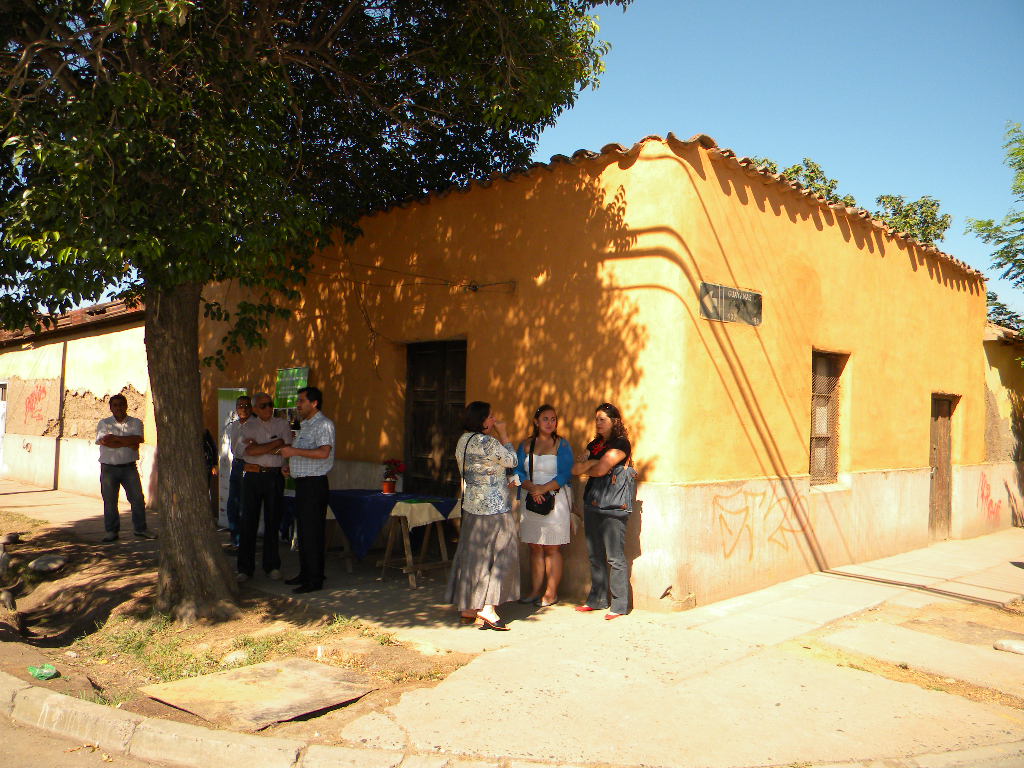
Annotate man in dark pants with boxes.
[223,395,253,551]
[236,393,292,583]
[280,387,335,594]
[95,394,154,542]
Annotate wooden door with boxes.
[928,396,953,540]
[404,341,466,497]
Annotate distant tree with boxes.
[967,123,1024,289]
[0,0,630,621]
[751,155,951,244]
[874,194,951,246]
[750,156,856,206]
[986,290,1024,332]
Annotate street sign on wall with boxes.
[699,282,763,327]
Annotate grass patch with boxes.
[74,613,219,683]
[322,613,359,632]
[79,690,132,707]
[0,509,44,534]
[229,631,304,666]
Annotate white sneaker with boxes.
[236,572,249,583]
[268,569,281,581]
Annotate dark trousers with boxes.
[238,470,284,576]
[225,458,245,546]
[583,508,630,614]
[100,463,147,534]
[294,475,329,588]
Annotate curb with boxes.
[3,671,1023,768]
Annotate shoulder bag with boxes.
[583,453,637,518]
[524,437,555,516]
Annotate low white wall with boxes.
[952,462,1024,538]
[0,434,57,488]
[589,463,1020,610]
[55,438,157,503]
[0,433,157,503]
[612,468,934,610]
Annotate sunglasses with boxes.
[255,402,273,410]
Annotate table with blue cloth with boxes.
[326,490,457,586]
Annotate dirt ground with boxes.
[0,510,473,743]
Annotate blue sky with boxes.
[533,0,1024,309]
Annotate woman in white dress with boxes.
[514,405,574,606]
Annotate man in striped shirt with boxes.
[279,386,335,594]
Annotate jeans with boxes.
[238,470,284,576]
[583,508,630,614]
[226,458,245,546]
[294,475,329,588]
[99,463,147,534]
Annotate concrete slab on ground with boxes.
[822,623,1024,699]
[139,659,374,731]
[388,643,1024,768]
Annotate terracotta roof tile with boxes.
[0,298,144,348]
[365,132,984,281]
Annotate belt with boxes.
[102,462,137,468]
[243,464,282,473]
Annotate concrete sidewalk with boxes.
[2,478,1024,768]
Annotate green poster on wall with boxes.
[275,367,309,409]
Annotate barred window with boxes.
[809,352,846,485]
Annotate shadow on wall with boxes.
[203,154,656,481]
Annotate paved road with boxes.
[0,717,163,768]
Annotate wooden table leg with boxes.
[380,518,398,580]
[436,521,449,563]
[417,520,430,564]
[399,517,417,588]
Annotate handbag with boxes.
[583,457,637,518]
[524,437,555,516]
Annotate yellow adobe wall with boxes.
[0,324,156,497]
[202,154,660,463]
[203,137,986,485]
[652,138,987,482]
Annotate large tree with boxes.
[0,0,629,620]
[968,124,1024,293]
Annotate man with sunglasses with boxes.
[237,393,292,583]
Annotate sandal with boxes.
[478,615,510,631]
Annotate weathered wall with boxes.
[983,339,1024,462]
[952,462,1023,538]
[199,136,998,607]
[0,324,156,500]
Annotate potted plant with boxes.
[381,458,405,494]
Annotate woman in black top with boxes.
[572,402,632,619]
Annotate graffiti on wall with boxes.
[978,472,1004,524]
[714,485,807,561]
[24,383,48,421]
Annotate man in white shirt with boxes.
[236,393,292,582]
[222,395,252,552]
[96,394,154,543]
[280,386,335,594]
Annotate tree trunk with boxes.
[146,282,239,622]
